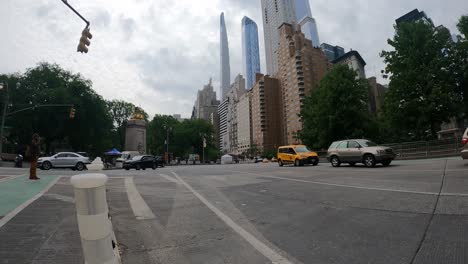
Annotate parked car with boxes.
[327,139,395,168]
[123,155,158,170]
[461,128,468,160]
[38,152,91,171]
[154,156,165,167]
[277,145,319,167]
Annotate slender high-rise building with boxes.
[220,12,231,99]
[261,0,296,75]
[295,0,320,47]
[242,16,261,90]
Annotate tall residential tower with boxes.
[220,12,231,99]
[242,16,261,90]
[261,0,297,75]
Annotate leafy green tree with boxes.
[147,115,217,161]
[107,100,135,128]
[380,21,460,140]
[2,62,113,157]
[147,114,179,156]
[299,65,376,149]
[106,100,136,150]
[449,15,468,119]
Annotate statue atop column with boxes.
[125,107,147,154]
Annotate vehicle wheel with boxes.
[278,159,283,167]
[42,161,52,170]
[349,162,356,167]
[363,154,376,168]
[294,159,300,167]
[382,160,391,167]
[312,158,319,166]
[125,167,130,171]
[330,156,340,167]
[136,164,141,170]
[76,162,85,171]
[152,164,157,170]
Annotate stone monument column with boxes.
[125,107,147,154]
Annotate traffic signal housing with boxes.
[69,106,76,119]
[77,27,93,53]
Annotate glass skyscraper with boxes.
[261,0,297,75]
[241,16,261,90]
[220,12,231,99]
[295,0,320,47]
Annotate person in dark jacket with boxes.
[29,133,40,180]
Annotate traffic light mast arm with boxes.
[6,104,74,117]
[61,0,90,27]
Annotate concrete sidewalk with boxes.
[0,177,84,264]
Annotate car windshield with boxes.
[357,140,378,147]
[295,146,310,153]
[132,156,143,160]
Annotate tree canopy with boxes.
[1,62,113,156]
[299,65,376,149]
[147,115,218,161]
[380,20,462,140]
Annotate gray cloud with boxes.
[119,15,137,39]
[92,10,111,28]
[36,2,55,18]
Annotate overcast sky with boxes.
[0,0,465,118]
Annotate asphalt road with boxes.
[2,158,468,264]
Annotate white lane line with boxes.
[158,173,180,184]
[124,177,155,220]
[231,170,468,197]
[0,174,24,183]
[43,193,75,203]
[171,171,293,264]
[0,176,61,229]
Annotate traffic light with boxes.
[77,27,93,53]
[69,106,76,119]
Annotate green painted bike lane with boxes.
[0,175,58,217]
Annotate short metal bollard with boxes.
[70,173,118,264]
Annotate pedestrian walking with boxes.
[29,133,40,180]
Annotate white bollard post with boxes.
[70,173,118,264]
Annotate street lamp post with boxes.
[0,82,9,158]
[0,82,20,159]
[163,125,172,165]
[200,133,206,164]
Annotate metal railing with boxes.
[382,137,462,160]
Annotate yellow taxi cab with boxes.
[277,145,319,167]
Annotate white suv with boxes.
[461,128,468,160]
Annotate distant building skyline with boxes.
[220,12,231,100]
[191,78,219,122]
[320,43,345,62]
[242,16,261,90]
[332,50,367,79]
[261,0,297,75]
[396,8,434,27]
[218,74,246,154]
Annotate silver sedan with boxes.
[38,152,91,171]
